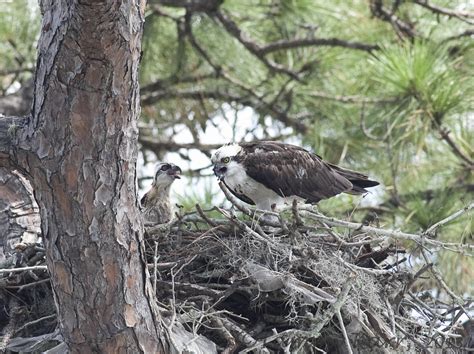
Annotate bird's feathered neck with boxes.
[143,183,172,206]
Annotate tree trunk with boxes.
[0,0,164,352]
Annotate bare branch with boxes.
[0,265,48,274]
[370,0,418,39]
[139,138,223,154]
[141,72,219,94]
[0,68,34,76]
[260,37,378,54]
[424,202,474,237]
[438,127,474,168]
[213,10,301,80]
[299,208,474,253]
[412,0,474,24]
[307,91,396,104]
[152,0,221,12]
[443,29,474,42]
[337,310,354,354]
[141,88,241,105]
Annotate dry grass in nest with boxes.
[142,185,474,353]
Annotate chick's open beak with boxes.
[167,165,182,179]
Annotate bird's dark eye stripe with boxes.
[160,164,171,171]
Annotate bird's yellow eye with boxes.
[221,157,230,164]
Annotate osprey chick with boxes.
[211,141,379,210]
[141,162,181,225]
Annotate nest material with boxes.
[0,190,472,353]
[0,244,56,353]
[143,188,474,354]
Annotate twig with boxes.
[412,0,474,23]
[425,202,474,236]
[14,314,56,335]
[196,203,217,227]
[220,317,270,354]
[209,317,237,354]
[438,127,474,168]
[443,29,474,42]
[370,0,418,39]
[153,242,159,293]
[216,207,286,255]
[336,310,353,354]
[259,37,378,54]
[421,249,464,304]
[5,278,50,291]
[307,91,394,104]
[0,265,48,274]
[147,262,178,269]
[339,256,396,275]
[241,278,353,353]
[0,298,21,351]
[299,209,474,252]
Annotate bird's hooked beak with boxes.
[213,164,227,181]
[167,164,182,179]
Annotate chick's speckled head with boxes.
[153,162,182,187]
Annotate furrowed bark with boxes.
[1,0,164,352]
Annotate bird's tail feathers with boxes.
[328,163,379,194]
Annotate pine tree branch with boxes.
[152,0,221,12]
[443,29,474,42]
[259,37,378,54]
[178,14,308,133]
[141,88,242,105]
[213,9,301,80]
[438,127,474,168]
[141,73,219,94]
[0,68,34,76]
[370,0,418,39]
[424,202,474,237]
[307,91,395,104]
[412,0,474,24]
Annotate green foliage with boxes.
[0,1,40,90]
[1,0,472,295]
[137,1,473,293]
[176,178,218,213]
[369,41,464,123]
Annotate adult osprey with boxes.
[141,162,181,225]
[211,141,379,210]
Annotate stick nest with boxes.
[0,187,472,353]
[143,185,473,354]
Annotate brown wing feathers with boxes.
[237,142,378,203]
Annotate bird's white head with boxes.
[211,144,243,180]
[153,162,182,188]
